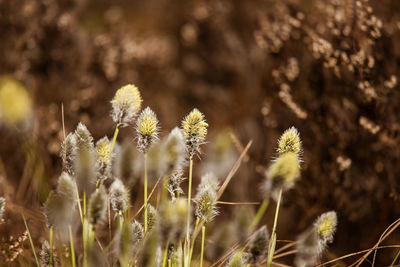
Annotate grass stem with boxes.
[200,225,206,267]
[266,189,282,267]
[249,199,269,232]
[144,153,148,233]
[22,214,39,267]
[69,225,76,267]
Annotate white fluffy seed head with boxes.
[110,179,130,214]
[136,107,159,153]
[111,84,142,127]
[194,173,219,223]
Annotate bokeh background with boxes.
[1,0,400,265]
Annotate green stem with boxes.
[168,259,171,267]
[186,157,193,243]
[110,124,120,153]
[162,242,170,267]
[249,199,269,232]
[189,218,200,265]
[144,153,148,233]
[69,225,76,267]
[83,191,87,217]
[22,214,40,267]
[200,226,205,267]
[391,249,400,266]
[75,181,83,224]
[49,227,54,266]
[266,189,282,267]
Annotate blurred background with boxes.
[1,0,400,265]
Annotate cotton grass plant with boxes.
[4,83,345,267]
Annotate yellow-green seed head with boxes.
[268,152,300,184]
[277,127,301,155]
[111,84,142,126]
[96,137,111,164]
[0,77,32,126]
[314,211,337,244]
[181,108,208,156]
[136,107,159,153]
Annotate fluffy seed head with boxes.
[167,169,185,199]
[132,220,144,245]
[110,179,130,214]
[162,127,186,174]
[74,122,94,152]
[136,107,159,153]
[0,77,32,125]
[314,211,337,244]
[295,228,321,267]
[88,187,107,227]
[40,240,57,267]
[111,84,142,126]
[194,173,219,223]
[60,133,77,176]
[277,127,302,155]
[56,172,77,204]
[96,137,111,164]
[146,204,158,232]
[268,152,300,184]
[247,226,269,264]
[181,108,208,157]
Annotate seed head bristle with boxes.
[181,108,208,157]
[74,122,94,152]
[40,240,57,267]
[227,251,248,267]
[136,107,159,153]
[146,204,158,232]
[111,84,142,126]
[167,169,185,199]
[277,126,302,155]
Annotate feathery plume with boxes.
[247,225,269,264]
[60,133,77,176]
[0,77,32,126]
[194,173,219,223]
[109,179,130,215]
[136,107,159,153]
[162,127,186,174]
[132,220,145,247]
[181,108,208,157]
[277,126,302,155]
[87,187,107,228]
[111,84,142,126]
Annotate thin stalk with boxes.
[168,259,171,267]
[83,191,87,216]
[200,226,206,267]
[189,218,200,264]
[391,249,400,266]
[162,242,170,267]
[186,156,193,243]
[266,189,282,267]
[22,214,40,267]
[49,227,54,266]
[144,153,148,233]
[110,124,120,153]
[249,199,269,231]
[69,225,76,267]
[75,181,83,224]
